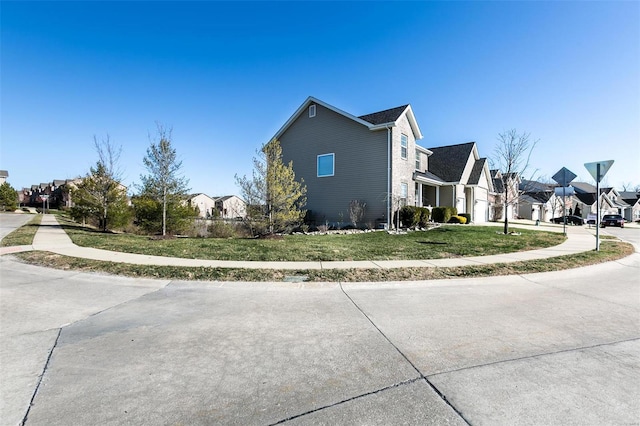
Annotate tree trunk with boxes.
[503,200,509,234]
[162,191,167,236]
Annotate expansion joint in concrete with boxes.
[338,283,472,426]
[20,328,62,426]
[429,337,640,379]
[268,377,422,425]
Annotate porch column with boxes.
[436,187,440,206]
[418,184,423,207]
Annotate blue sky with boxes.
[2,1,639,196]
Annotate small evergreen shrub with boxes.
[418,207,430,227]
[399,206,420,228]
[432,206,457,223]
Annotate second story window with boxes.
[309,104,316,118]
[401,134,408,160]
[317,153,335,177]
[415,149,421,170]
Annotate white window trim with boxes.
[317,153,335,177]
[401,134,408,160]
[309,104,316,118]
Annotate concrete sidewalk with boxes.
[1,214,597,269]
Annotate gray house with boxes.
[275,97,493,227]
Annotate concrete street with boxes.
[1,213,639,425]
[1,253,638,425]
[0,214,32,241]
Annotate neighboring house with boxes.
[619,191,640,222]
[187,193,217,218]
[490,170,520,221]
[570,182,630,219]
[275,96,493,227]
[21,177,119,209]
[424,142,494,223]
[215,195,246,220]
[517,180,563,222]
[0,170,8,184]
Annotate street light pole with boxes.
[595,163,600,252]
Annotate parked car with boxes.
[551,215,584,225]
[601,214,624,228]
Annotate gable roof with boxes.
[467,158,487,185]
[619,191,640,204]
[427,142,476,183]
[358,105,409,125]
[0,170,8,178]
[273,96,423,141]
[570,182,596,194]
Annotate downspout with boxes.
[386,125,392,229]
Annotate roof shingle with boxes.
[358,105,408,125]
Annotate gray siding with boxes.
[279,103,389,226]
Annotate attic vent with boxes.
[309,104,316,118]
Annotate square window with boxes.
[401,134,408,160]
[317,153,334,177]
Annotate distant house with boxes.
[570,182,630,219]
[215,195,246,220]
[490,170,521,221]
[619,191,640,222]
[187,193,217,218]
[517,180,557,221]
[275,96,493,227]
[0,170,8,184]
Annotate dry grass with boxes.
[13,240,633,282]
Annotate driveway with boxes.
[1,253,638,425]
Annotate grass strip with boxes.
[55,216,564,262]
[1,215,42,247]
[13,240,633,282]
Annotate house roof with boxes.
[358,105,409,125]
[467,158,487,185]
[0,170,8,178]
[272,96,423,141]
[493,178,504,193]
[413,170,444,185]
[575,192,597,205]
[619,191,640,205]
[521,193,551,205]
[520,180,555,192]
[570,182,596,194]
[427,142,476,183]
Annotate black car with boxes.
[601,214,624,228]
[551,215,584,225]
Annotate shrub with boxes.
[418,207,430,227]
[399,206,420,228]
[432,206,457,223]
[448,215,467,224]
[460,213,471,224]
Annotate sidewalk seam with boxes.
[427,337,640,379]
[338,283,472,426]
[20,328,62,426]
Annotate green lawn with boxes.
[58,218,564,261]
[1,214,42,246]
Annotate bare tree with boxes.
[349,200,366,228]
[491,129,539,234]
[139,123,190,236]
